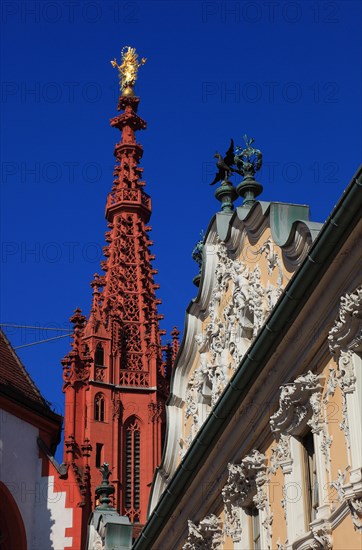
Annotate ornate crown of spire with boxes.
[111,46,146,96]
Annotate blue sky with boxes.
[1,0,361,459]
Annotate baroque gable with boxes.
[149,199,323,512]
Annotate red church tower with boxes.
[61,47,176,545]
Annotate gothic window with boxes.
[95,343,104,367]
[94,393,105,422]
[124,418,141,522]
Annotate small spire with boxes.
[69,308,86,352]
[90,273,102,314]
[70,307,86,330]
[234,135,263,205]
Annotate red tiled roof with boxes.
[0,328,49,408]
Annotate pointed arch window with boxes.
[94,393,105,422]
[95,343,104,367]
[124,418,141,523]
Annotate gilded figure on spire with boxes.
[111,46,146,96]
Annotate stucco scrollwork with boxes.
[276,538,287,550]
[337,350,357,394]
[183,514,223,550]
[270,371,329,542]
[291,523,333,550]
[269,433,292,475]
[311,525,333,549]
[331,468,362,532]
[328,286,362,484]
[324,366,338,403]
[183,241,284,455]
[330,469,347,503]
[348,497,362,532]
[270,371,324,437]
[328,285,362,358]
[222,450,272,545]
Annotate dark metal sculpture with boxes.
[95,462,115,509]
[234,135,262,177]
[192,231,205,287]
[234,135,263,205]
[99,462,112,483]
[210,135,263,210]
[192,231,204,269]
[210,139,236,186]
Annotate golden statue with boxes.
[111,46,146,96]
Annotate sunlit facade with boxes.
[135,166,362,550]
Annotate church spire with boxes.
[61,48,169,537]
[99,74,164,383]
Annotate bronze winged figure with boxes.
[210,139,236,186]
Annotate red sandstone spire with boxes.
[61,47,169,542]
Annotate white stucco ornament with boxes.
[183,514,223,550]
[183,240,284,454]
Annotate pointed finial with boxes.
[111,46,146,96]
[70,307,86,329]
